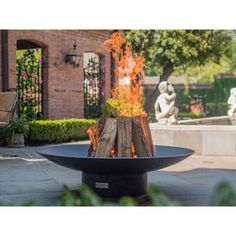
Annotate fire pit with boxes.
[38,33,194,199]
[38,144,193,198]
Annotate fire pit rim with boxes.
[38,144,194,160]
[37,144,194,175]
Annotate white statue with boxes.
[154,81,179,124]
[227,88,236,116]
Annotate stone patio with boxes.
[1,140,236,206]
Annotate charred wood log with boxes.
[96,118,117,157]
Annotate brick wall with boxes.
[2,30,112,119]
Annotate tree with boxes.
[229,40,236,71]
[124,30,233,112]
[177,56,231,84]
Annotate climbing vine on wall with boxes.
[16,48,43,121]
[84,56,105,118]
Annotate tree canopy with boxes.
[124,30,233,82]
[124,30,234,112]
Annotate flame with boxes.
[87,127,97,152]
[131,143,138,159]
[87,32,148,158]
[87,118,106,154]
[111,146,116,158]
[104,32,146,117]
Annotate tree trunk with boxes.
[159,62,174,83]
[144,63,174,114]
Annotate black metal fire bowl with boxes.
[38,144,194,198]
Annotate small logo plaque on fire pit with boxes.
[95,182,109,189]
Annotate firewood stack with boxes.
[87,116,154,158]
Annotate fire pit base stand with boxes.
[38,144,194,200]
[82,172,147,198]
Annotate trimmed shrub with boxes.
[27,119,97,144]
[213,78,236,103]
[206,102,228,116]
[178,112,201,119]
[175,88,214,105]
[148,112,201,122]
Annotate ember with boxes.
[87,32,154,158]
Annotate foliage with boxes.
[27,119,97,144]
[61,184,180,206]
[229,40,236,71]
[178,112,201,119]
[102,97,146,118]
[61,185,103,206]
[213,77,236,103]
[61,182,236,206]
[210,181,236,206]
[16,48,43,121]
[176,57,231,84]
[206,102,228,116]
[124,30,233,81]
[0,127,8,145]
[2,181,236,206]
[101,98,122,117]
[84,56,105,119]
[147,112,201,122]
[7,120,29,137]
[174,87,214,105]
[21,200,35,206]
[148,185,182,206]
[0,200,35,206]
[61,184,137,206]
[173,77,236,116]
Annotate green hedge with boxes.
[148,112,201,122]
[175,78,236,106]
[207,102,228,116]
[213,78,236,103]
[175,88,214,105]
[27,119,97,144]
[178,112,201,119]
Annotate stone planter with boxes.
[8,133,25,148]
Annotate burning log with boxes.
[117,116,132,157]
[87,118,106,156]
[88,116,154,158]
[132,116,154,157]
[95,118,117,157]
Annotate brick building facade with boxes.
[0,30,112,119]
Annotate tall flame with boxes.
[104,32,146,117]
